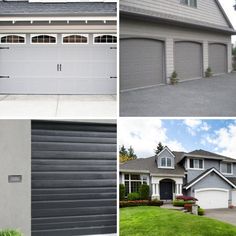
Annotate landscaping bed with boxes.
[0,230,22,236]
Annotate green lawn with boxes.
[120,206,236,236]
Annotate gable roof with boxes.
[184,168,236,190]
[120,0,235,34]
[0,1,116,16]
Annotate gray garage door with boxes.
[120,38,164,91]
[175,41,203,81]
[209,43,227,75]
[0,34,117,94]
[31,121,117,236]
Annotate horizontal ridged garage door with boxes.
[209,43,227,75]
[31,121,117,236]
[175,41,203,81]
[120,38,164,90]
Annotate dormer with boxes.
[156,146,175,169]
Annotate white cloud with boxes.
[119,118,186,158]
[204,124,236,159]
[183,119,211,136]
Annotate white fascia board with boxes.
[0,16,117,22]
[185,168,236,190]
[157,146,175,158]
[29,0,117,2]
[119,169,150,174]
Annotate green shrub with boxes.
[139,184,149,200]
[173,200,195,207]
[170,71,179,85]
[119,184,125,201]
[149,199,164,206]
[0,230,22,236]
[205,67,213,78]
[127,192,140,201]
[120,200,163,208]
[198,208,205,216]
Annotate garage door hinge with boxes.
[0,47,10,50]
[110,47,117,50]
[110,76,117,79]
[0,76,10,78]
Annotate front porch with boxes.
[152,177,183,200]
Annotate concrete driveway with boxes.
[205,208,236,226]
[0,95,116,118]
[120,73,236,117]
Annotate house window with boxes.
[124,174,148,196]
[62,34,88,44]
[189,159,204,169]
[93,34,117,44]
[221,163,233,175]
[160,157,172,168]
[31,34,57,44]
[180,0,197,7]
[0,34,25,44]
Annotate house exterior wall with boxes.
[120,0,230,28]
[157,149,175,168]
[120,16,232,81]
[0,120,31,236]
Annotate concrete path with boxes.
[120,73,236,117]
[205,208,236,226]
[0,95,116,118]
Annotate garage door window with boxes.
[62,34,88,44]
[0,34,25,44]
[31,34,57,44]
[93,34,117,44]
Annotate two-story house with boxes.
[120,0,236,91]
[120,147,236,209]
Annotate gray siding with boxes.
[157,149,175,168]
[120,0,230,28]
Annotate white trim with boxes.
[185,168,236,190]
[195,188,229,194]
[30,34,57,44]
[159,156,174,169]
[0,34,26,44]
[61,34,89,44]
[93,34,117,44]
[156,146,176,158]
[187,158,205,170]
[220,162,233,176]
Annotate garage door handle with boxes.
[0,47,9,50]
[57,64,59,71]
[110,76,117,79]
[0,76,10,78]
[110,47,117,50]
[60,64,62,71]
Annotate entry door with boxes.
[160,181,173,200]
[31,121,117,236]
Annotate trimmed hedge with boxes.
[176,196,198,201]
[173,200,196,207]
[139,184,150,200]
[120,200,163,208]
[119,184,125,201]
[127,192,140,201]
[198,208,205,216]
[0,230,22,236]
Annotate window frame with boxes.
[93,34,117,44]
[0,34,26,44]
[220,162,233,175]
[188,158,204,170]
[62,34,89,45]
[30,34,57,45]
[159,156,173,169]
[180,0,197,8]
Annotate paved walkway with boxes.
[120,73,236,117]
[0,95,116,118]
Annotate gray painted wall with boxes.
[0,120,31,236]
[157,149,175,168]
[120,0,230,28]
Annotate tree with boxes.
[119,145,137,163]
[127,146,137,159]
[154,142,164,155]
[119,145,128,156]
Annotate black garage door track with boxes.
[120,73,236,117]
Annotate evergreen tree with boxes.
[154,142,164,155]
[128,146,137,159]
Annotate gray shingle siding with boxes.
[0,1,117,16]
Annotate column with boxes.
[165,38,174,84]
[203,40,209,74]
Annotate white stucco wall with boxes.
[0,120,31,236]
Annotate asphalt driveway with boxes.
[205,208,236,226]
[120,73,236,117]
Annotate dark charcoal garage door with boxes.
[209,43,227,75]
[175,41,203,81]
[31,121,117,236]
[120,38,165,90]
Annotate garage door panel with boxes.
[121,38,164,90]
[195,189,228,209]
[32,121,117,236]
[175,42,202,80]
[209,43,227,74]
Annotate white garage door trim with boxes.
[195,188,229,209]
[232,190,236,206]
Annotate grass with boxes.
[120,206,236,236]
[0,230,22,236]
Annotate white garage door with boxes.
[195,188,229,209]
[0,33,117,94]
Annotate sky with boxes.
[219,0,236,43]
[119,119,236,159]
